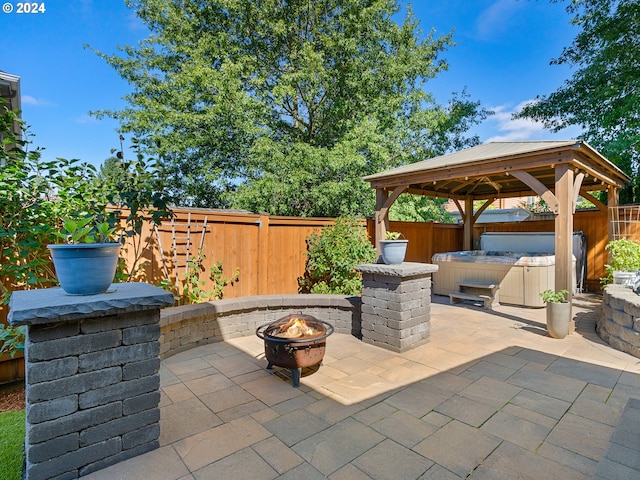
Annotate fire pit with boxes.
[256,313,334,387]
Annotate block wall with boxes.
[24,310,161,479]
[598,285,640,358]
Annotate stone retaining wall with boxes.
[8,283,174,480]
[159,295,361,359]
[598,285,640,358]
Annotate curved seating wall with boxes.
[598,285,640,359]
[159,294,362,359]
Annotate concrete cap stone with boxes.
[356,262,439,278]
[8,283,175,326]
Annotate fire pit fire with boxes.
[256,314,334,387]
[270,316,323,338]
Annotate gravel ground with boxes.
[0,382,25,413]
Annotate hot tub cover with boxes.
[432,250,558,267]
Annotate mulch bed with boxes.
[0,382,25,413]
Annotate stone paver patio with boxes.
[84,294,640,479]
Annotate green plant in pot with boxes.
[379,230,408,265]
[47,213,122,295]
[540,289,571,339]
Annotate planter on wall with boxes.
[380,240,408,265]
[612,271,637,286]
[546,301,572,339]
[48,243,121,295]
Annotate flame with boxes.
[274,317,318,338]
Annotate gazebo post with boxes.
[463,197,474,251]
[374,186,407,255]
[375,188,389,254]
[607,185,619,242]
[555,164,574,302]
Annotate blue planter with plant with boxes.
[48,216,121,295]
[380,231,408,265]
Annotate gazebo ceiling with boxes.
[364,141,630,201]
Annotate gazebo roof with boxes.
[364,140,630,200]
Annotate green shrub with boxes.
[0,105,172,302]
[0,409,25,480]
[601,238,640,286]
[298,217,376,295]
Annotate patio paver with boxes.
[84,294,640,480]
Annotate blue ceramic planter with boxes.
[48,243,121,295]
[380,240,408,265]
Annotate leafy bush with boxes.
[601,238,640,286]
[0,105,172,302]
[298,217,376,295]
[0,324,25,358]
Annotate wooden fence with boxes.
[0,207,624,311]
[366,219,464,264]
[126,208,616,298]
[122,208,339,300]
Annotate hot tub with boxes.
[431,250,574,307]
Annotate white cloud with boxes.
[128,12,147,32]
[75,114,99,124]
[483,100,583,142]
[474,0,524,40]
[485,100,547,142]
[22,95,54,107]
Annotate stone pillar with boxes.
[356,262,438,353]
[8,283,174,480]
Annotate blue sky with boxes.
[1,0,582,167]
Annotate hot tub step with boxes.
[454,281,500,309]
[449,291,495,309]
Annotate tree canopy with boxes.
[91,0,489,217]
[518,0,640,203]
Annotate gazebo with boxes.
[363,141,630,300]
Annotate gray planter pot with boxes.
[380,240,408,265]
[48,243,121,295]
[546,301,571,339]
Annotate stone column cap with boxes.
[356,262,439,277]
[8,283,175,326]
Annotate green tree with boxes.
[517,0,640,203]
[98,156,127,186]
[389,194,455,223]
[91,0,489,216]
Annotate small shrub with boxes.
[298,217,376,295]
[178,250,239,304]
[601,238,640,286]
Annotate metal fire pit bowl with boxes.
[256,314,334,387]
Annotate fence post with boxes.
[258,214,270,295]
